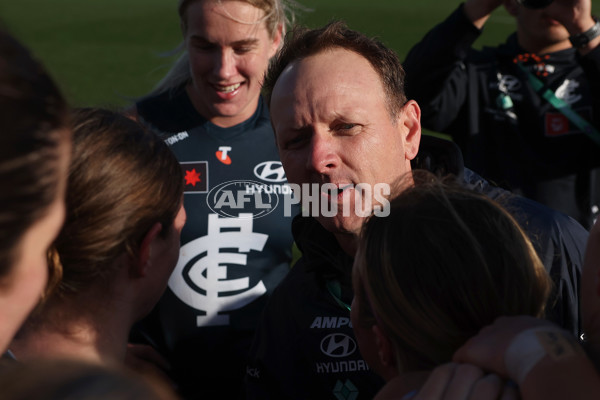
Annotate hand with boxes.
[464,0,505,28]
[545,0,594,34]
[583,218,600,362]
[125,343,176,390]
[413,363,519,400]
[452,316,553,377]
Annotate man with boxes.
[246,22,587,399]
[403,0,600,229]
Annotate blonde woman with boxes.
[127,0,300,397]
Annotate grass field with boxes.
[1,0,598,107]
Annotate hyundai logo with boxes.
[254,161,287,183]
[320,333,357,358]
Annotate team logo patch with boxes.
[333,380,358,400]
[545,113,570,137]
[168,214,268,326]
[182,161,208,193]
[545,107,592,138]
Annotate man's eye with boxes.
[334,123,358,132]
[283,135,308,149]
[235,46,252,54]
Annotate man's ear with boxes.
[134,222,163,278]
[399,100,422,161]
[372,324,396,372]
[503,0,519,16]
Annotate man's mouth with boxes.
[322,184,354,199]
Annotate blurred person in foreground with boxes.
[352,173,551,399]
[0,27,70,355]
[9,108,185,373]
[433,215,600,399]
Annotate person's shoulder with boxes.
[463,168,588,246]
[136,87,201,134]
[504,193,589,247]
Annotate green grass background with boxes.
[2,0,598,108]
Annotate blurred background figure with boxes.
[0,26,70,354]
[404,0,600,229]
[126,0,300,397]
[0,358,178,400]
[352,173,552,399]
[9,108,185,371]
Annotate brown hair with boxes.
[48,108,183,297]
[353,171,552,372]
[263,21,407,119]
[0,28,69,280]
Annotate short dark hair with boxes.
[0,28,69,278]
[263,21,407,118]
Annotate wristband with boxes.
[504,327,564,385]
[569,17,600,48]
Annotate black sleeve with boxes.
[403,3,482,133]
[245,277,301,400]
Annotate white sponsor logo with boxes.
[316,360,369,374]
[168,214,268,326]
[254,161,287,182]
[320,334,357,358]
[165,131,189,146]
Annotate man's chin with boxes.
[316,214,364,237]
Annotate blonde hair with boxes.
[353,171,552,373]
[145,0,299,98]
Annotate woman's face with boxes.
[0,136,69,351]
[183,0,282,128]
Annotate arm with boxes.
[403,2,498,133]
[453,316,600,400]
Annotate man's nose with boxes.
[307,132,339,174]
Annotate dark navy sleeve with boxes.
[463,168,587,336]
[403,3,481,134]
[507,196,586,337]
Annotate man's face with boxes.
[506,0,571,51]
[270,48,420,238]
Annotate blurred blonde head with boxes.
[352,171,552,374]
